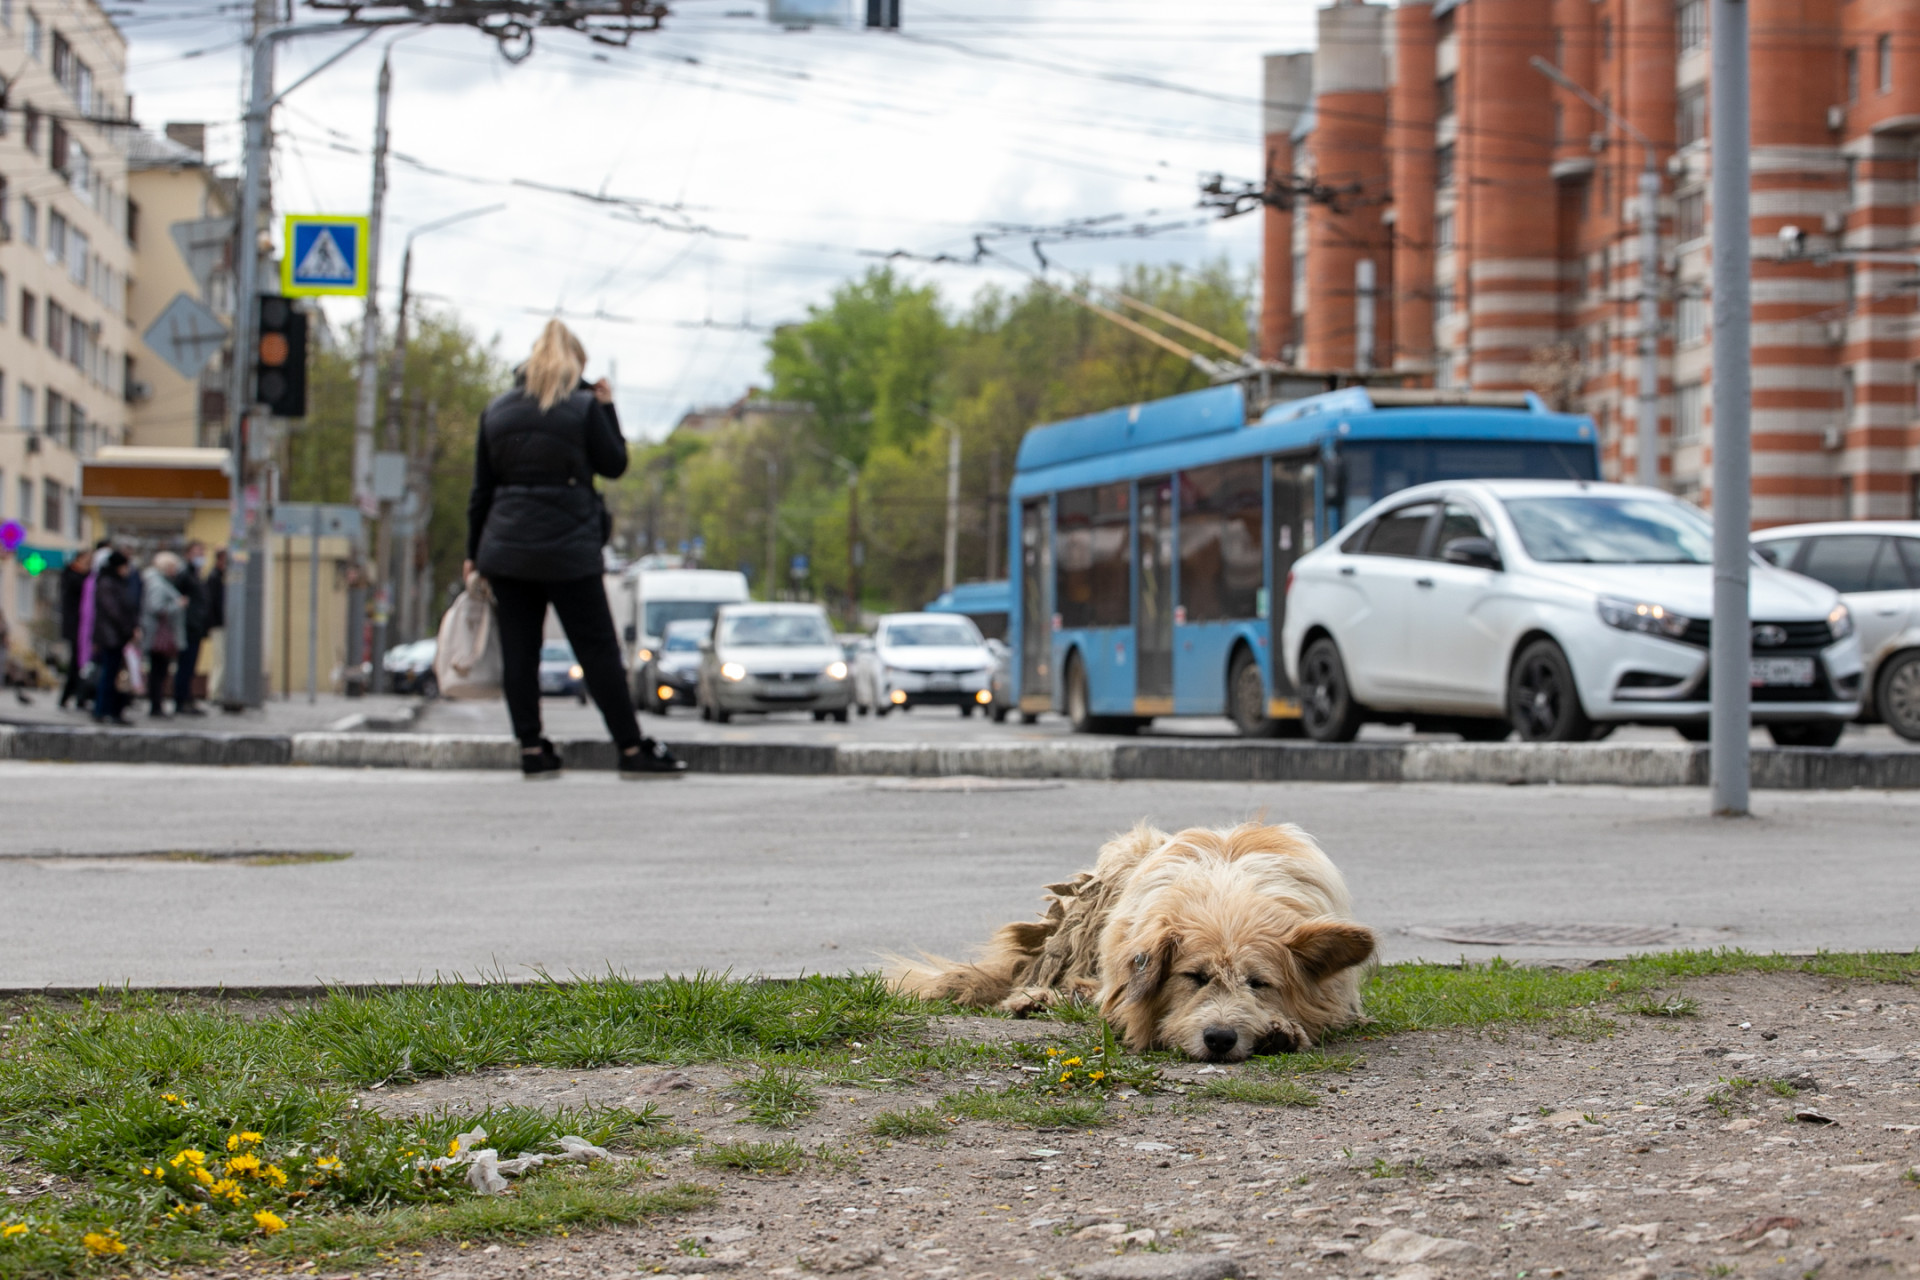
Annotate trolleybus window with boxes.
[1056,483,1131,628]
[1336,440,1598,526]
[1179,460,1263,621]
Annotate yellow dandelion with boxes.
[82,1231,127,1256]
[1059,1073,1071,1083]
[227,1153,262,1176]
[238,1131,263,1146]
[170,1149,206,1168]
[2,1223,28,1239]
[253,1210,287,1235]
[161,1093,184,1106]
[264,1165,288,1188]
[1089,1071,1107,1081]
[192,1167,215,1187]
[1062,1057,1082,1066]
[1046,1048,1060,1056]
[313,1155,342,1172]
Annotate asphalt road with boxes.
[5,762,1918,988]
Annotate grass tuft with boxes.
[733,1068,820,1129]
[692,1141,810,1175]
[1621,993,1700,1018]
[868,1107,950,1138]
[938,1088,1107,1129]
[1193,1078,1319,1107]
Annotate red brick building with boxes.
[1266,0,1920,523]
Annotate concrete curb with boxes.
[3,723,1917,788]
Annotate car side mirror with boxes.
[1755,545,1781,567]
[1441,536,1502,571]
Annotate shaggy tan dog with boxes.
[895,822,1375,1061]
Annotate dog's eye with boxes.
[1181,971,1210,986]
[1247,976,1270,990]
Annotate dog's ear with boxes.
[1286,920,1376,982]
[1102,929,1175,1052]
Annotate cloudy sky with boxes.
[123,0,1321,438]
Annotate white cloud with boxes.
[126,0,1321,438]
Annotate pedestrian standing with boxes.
[0,608,28,705]
[57,547,95,709]
[203,547,227,701]
[139,551,187,718]
[172,541,210,716]
[465,319,685,779]
[91,551,139,726]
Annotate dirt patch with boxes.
[320,973,1920,1279]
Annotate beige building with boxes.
[0,0,134,662]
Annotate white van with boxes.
[612,567,750,697]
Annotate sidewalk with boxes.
[0,691,421,735]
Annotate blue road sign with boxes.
[282,216,369,297]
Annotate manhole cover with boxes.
[1407,922,1694,948]
[2,850,351,870]
[869,776,1066,793]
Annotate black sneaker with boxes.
[620,738,687,780]
[521,739,564,780]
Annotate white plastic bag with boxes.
[434,577,503,700]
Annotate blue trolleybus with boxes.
[1008,383,1602,735]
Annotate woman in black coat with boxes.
[465,320,685,779]
[90,551,139,726]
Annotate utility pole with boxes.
[764,455,778,601]
[845,469,860,624]
[1529,56,1664,488]
[1353,259,1375,372]
[355,53,391,518]
[1708,0,1752,816]
[943,425,960,592]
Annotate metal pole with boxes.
[765,455,777,601]
[986,446,1001,581]
[845,469,859,623]
[1354,259,1376,372]
[1709,0,1752,816]
[943,425,961,592]
[306,506,319,703]
[1638,154,1662,487]
[222,19,275,710]
[353,51,391,517]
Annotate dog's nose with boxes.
[1202,1026,1239,1057]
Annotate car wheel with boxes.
[1767,721,1846,748]
[1673,721,1710,742]
[1507,639,1595,742]
[1451,717,1512,742]
[1876,650,1920,742]
[576,692,588,705]
[1228,647,1277,738]
[992,704,1009,724]
[813,710,829,722]
[713,705,732,724]
[1299,638,1364,743]
[960,703,975,718]
[832,708,850,723]
[1065,653,1099,734]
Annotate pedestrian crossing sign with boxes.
[281,215,370,297]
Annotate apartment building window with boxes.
[1676,293,1708,345]
[23,106,38,155]
[20,290,35,342]
[42,478,60,533]
[45,300,63,359]
[1677,0,1706,54]
[1435,210,1456,250]
[1846,48,1860,103]
[1676,190,1706,243]
[1677,86,1707,148]
[67,228,87,286]
[26,10,40,59]
[46,210,63,268]
[2,0,12,30]
[45,391,63,444]
[1675,383,1706,448]
[1880,34,1894,95]
[1435,142,1456,189]
[16,384,32,431]
[1435,73,1456,118]
[19,199,35,247]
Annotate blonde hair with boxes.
[152,551,183,576]
[524,319,587,412]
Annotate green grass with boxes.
[733,1068,820,1128]
[868,1107,950,1138]
[692,1141,811,1174]
[2,950,1916,1276]
[1192,1078,1319,1107]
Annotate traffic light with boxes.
[255,294,308,418]
[865,0,898,28]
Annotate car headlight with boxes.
[721,662,747,682]
[1827,603,1854,641]
[825,660,848,680]
[1597,596,1692,639]
[568,664,584,680]
[637,648,653,664]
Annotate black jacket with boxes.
[176,566,210,641]
[59,564,87,645]
[204,565,226,630]
[92,573,139,654]
[467,377,627,582]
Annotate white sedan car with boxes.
[854,613,997,716]
[1281,480,1864,746]
[1751,521,1920,741]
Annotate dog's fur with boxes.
[893,822,1375,1061]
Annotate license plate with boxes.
[1750,657,1815,688]
[929,673,959,688]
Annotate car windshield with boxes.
[1502,495,1713,564]
[664,632,703,652]
[883,622,981,647]
[645,600,723,636]
[540,642,574,662]
[721,612,834,647]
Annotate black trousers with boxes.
[491,574,642,752]
[174,635,204,707]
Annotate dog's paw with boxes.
[997,987,1055,1018]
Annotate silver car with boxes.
[1752,522,1920,740]
[698,602,852,723]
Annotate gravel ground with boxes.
[292,971,1920,1280]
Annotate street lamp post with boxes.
[1530,57,1664,490]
